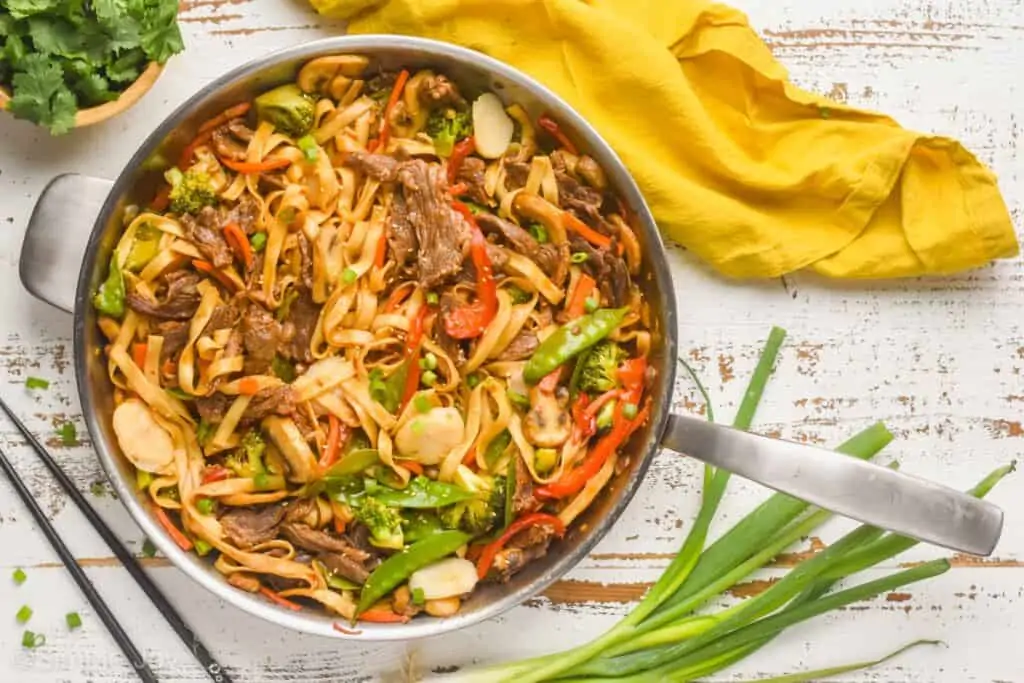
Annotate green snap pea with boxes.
[373,476,477,509]
[125,224,161,271]
[324,449,380,478]
[357,530,471,615]
[402,511,446,543]
[523,307,629,384]
[92,255,126,318]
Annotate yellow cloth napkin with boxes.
[311,0,1019,279]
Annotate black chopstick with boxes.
[0,444,159,683]
[0,397,233,683]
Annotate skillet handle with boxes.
[21,174,112,314]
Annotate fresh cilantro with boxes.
[0,0,185,134]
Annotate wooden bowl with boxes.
[0,62,164,129]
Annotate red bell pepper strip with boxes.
[447,136,476,184]
[221,157,292,174]
[396,459,424,475]
[564,212,613,250]
[565,273,597,320]
[618,357,647,395]
[201,465,232,484]
[319,415,346,469]
[537,114,579,155]
[400,305,429,412]
[150,184,172,212]
[571,393,595,438]
[178,129,214,170]
[443,202,498,340]
[376,69,410,153]
[475,513,566,579]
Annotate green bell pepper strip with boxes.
[356,530,471,615]
[523,308,629,384]
[373,476,478,509]
[92,255,126,318]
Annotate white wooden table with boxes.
[1,1,1022,681]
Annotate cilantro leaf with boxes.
[3,0,65,21]
[6,54,77,135]
[105,48,145,83]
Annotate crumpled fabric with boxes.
[311,0,1019,278]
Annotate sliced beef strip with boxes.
[557,172,604,225]
[488,526,554,583]
[226,194,260,236]
[206,299,241,333]
[455,157,488,205]
[242,386,297,422]
[496,330,539,361]
[241,304,282,375]
[418,74,465,109]
[220,504,286,550]
[195,392,231,423]
[343,151,400,182]
[183,208,234,268]
[279,290,318,364]
[227,119,254,143]
[318,552,370,584]
[476,213,566,286]
[126,271,201,321]
[512,454,540,517]
[503,161,530,192]
[387,192,418,268]
[281,523,371,565]
[571,236,630,308]
[398,159,469,288]
[155,321,190,362]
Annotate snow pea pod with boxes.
[373,476,477,508]
[92,255,126,318]
[523,307,629,384]
[357,530,471,615]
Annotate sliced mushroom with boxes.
[297,55,370,95]
[523,386,571,449]
[513,193,568,245]
[112,398,176,474]
[212,127,247,161]
[263,415,318,482]
[328,75,353,101]
[395,407,465,465]
[576,155,608,191]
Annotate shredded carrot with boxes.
[152,506,193,552]
[259,586,302,611]
[222,222,253,269]
[377,69,410,153]
[333,516,347,535]
[221,157,292,174]
[461,447,477,468]
[151,184,172,211]
[132,342,148,368]
[397,459,424,476]
[374,228,388,269]
[320,415,344,469]
[332,622,362,635]
[238,377,261,395]
[198,102,252,135]
[565,274,597,319]
[382,286,411,313]
[564,212,613,249]
[359,608,409,624]
[178,129,214,170]
[192,259,237,292]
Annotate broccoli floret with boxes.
[254,84,315,138]
[355,497,404,550]
[225,430,266,478]
[440,475,506,537]
[577,341,627,394]
[425,108,473,157]
[166,167,217,215]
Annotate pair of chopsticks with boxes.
[0,396,232,683]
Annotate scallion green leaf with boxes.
[65,612,82,630]
[21,630,44,648]
[25,377,50,390]
[16,605,32,624]
[12,568,27,585]
[57,421,78,446]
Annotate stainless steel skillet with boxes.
[18,36,1001,641]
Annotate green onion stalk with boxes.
[427,327,1014,683]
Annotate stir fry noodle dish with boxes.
[93,53,653,624]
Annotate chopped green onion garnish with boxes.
[250,232,268,252]
[278,207,297,225]
[410,419,425,436]
[421,370,438,387]
[507,390,531,411]
[166,387,191,400]
[423,352,438,371]
[584,296,599,313]
[426,292,439,306]
[412,587,426,605]
[21,630,44,648]
[141,539,157,558]
[12,568,26,585]
[528,223,548,243]
[622,402,638,420]
[570,252,588,264]
[194,539,213,556]
[196,419,215,446]
[57,422,77,446]
[65,612,82,630]
[16,605,32,624]
[342,267,358,284]
[25,377,50,390]
[297,134,319,162]
[413,395,431,414]
[466,373,481,388]
[196,497,216,515]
